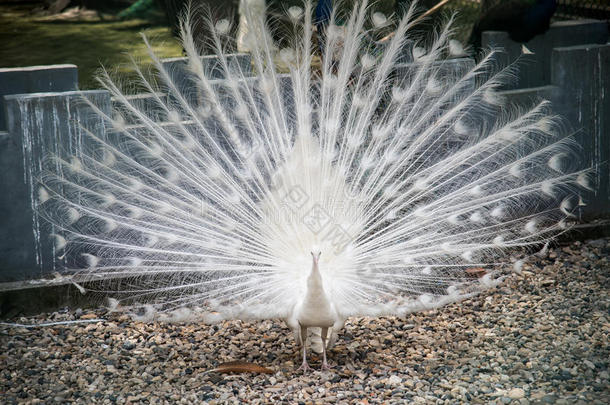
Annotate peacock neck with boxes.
[298,253,335,328]
[307,254,325,296]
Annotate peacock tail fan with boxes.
[36,1,591,323]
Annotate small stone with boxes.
[387,375,402,386]
[542,394,558,403]
[0,236,606,402]
[508,388,525,399]
[530,392,546,400]
[122,341,136,350]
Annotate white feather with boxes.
[548,153,565,172]
[82,253,99,268]
[449,39,465,56]
[38,187,50,204]
[51,234,66,251]
[371,12,387,28]
[560,198,575,217]
[513,259,524,274]
[287,6,303,21]
[577,173,592,190]
[215,19,231,35]
[525,220,537,234]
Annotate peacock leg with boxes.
[320,327,331,370]
[297,325,311,372]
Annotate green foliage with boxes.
[0,3,182,89]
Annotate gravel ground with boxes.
[1,238,608,404]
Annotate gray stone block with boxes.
[199,73,294,160]
[113,54,254,125]
[0,90,111,282]
[112,93,168,125]
[108,72,294,175]
[161,53,253,89]
[499,85,560,108]
[395,57,476,97]
[482,20,609,90]
[551,43,610,220]
[499,85,564,160]
[0,64,78,131]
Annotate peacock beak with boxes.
[310,251,322,264]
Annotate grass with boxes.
[0,1,482,90]
[0,2,183,89]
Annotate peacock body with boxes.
[470,0,558,47]
[37,1,590,370]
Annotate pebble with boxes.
[0,238,608,403]
[387,375,402,386]
[122,341,136,350]
[509,387,526,399]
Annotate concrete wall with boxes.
[484,20,610,220]
[552,43,610,219]
[482,20,608,90]
[0,91,111,282]
[0,65,78,132]
[0,55,253,282]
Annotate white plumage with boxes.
[37,1,590,370]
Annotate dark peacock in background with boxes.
[469,0,558,49]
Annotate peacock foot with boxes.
[297,361,312,373]
[320,362,332,371]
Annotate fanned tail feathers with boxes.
[37,1,590,322]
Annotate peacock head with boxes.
[310,251,322,265]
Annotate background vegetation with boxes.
[3,0,602,90]
[0,1,182,89]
